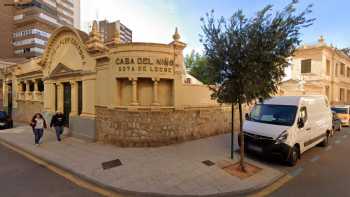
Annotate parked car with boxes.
[240,96,332,166]
[331,105,350,126]
[332,111,342,133]
[0,111,13,129]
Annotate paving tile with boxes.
[0,126,283,196]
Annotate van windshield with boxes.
[250,104,298,126]
[331,107,348,114]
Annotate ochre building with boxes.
[2,22,231,146]
[280,36,350,105]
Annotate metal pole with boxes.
[231,102,234,159]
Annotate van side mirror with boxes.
[297,118,304,128]
[245,113,250,120]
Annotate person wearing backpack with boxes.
[50,111,66,141]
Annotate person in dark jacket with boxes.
[30,113,47,146]
[50,111,65,141]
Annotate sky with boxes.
[81,0,350,55]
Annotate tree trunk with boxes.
[239,102,246,172]
[231,102,234,159]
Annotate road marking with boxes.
[325,145,333,151]
[248,174,293,197]
[343,135,348,139]
[290,167,303,177]
[310,155,320,163]
[0,141,125,197]
[335,140,341,144]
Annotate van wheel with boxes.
[320,133,329,147]
[287,146,299,166]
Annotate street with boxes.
[0,143,102,197]
[1,126,350,197]
[263,127,350,197]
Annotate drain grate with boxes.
[202,160,215,166]
[102,159,122,170]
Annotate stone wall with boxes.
[96,106,232,147]
[14,101,44,123]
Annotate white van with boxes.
[242,96,332,166]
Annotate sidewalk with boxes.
[0,126,284,197]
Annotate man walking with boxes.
[50,111,65,141]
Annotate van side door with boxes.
[297,106,311,150]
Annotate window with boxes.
[299,106,308,123]
[347,90,350,103]
[326,59,331,76]
[340,63,345,76]
[340,88,345,102]
[335,63,338,77]
[29,81,34,91]
[301,59,311,73]
[38,80,44,92]
[325,86,330,99]
[249,104,298,126]
[347,67,350,78]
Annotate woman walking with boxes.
[30,113,47,146]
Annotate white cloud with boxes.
[81,0,183,44]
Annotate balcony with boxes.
[33,91,43,102]
[25,92,33,101]
[17,92,25,100]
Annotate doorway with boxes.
[63,83,71,127]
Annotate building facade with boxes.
[98,20,132,44]
[2,23,231,147]
[0,0,16,59]
[0,0,80,59]
[280,36,350,105]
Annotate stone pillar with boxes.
[152,78,160,106]
[81,78,96,117]
[129,77,138,106]
[34,80,39,92]
[2,80,8,109]
[33,79,39,101]
[57,83,64,112]
[17,82,22,100]
[25,80,30,92]
[25,80,31,101]
[70,81,78,116]
[43,81,50,110]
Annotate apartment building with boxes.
[280,36,350,105]
[98,20,132,44]
[0,0,80,59]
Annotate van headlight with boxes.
[276,130,288,144]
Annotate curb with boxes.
[0,136,286,197]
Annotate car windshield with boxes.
[0,111,7,119]
[250,104,298,126]
[331,107,348,114]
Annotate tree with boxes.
[184,50,210,84]
[200,0,314,171]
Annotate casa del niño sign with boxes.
[114,57,175,74]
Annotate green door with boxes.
[63,83,71,127]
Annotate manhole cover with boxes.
[102,159,122,170]
[202,160,215,166]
